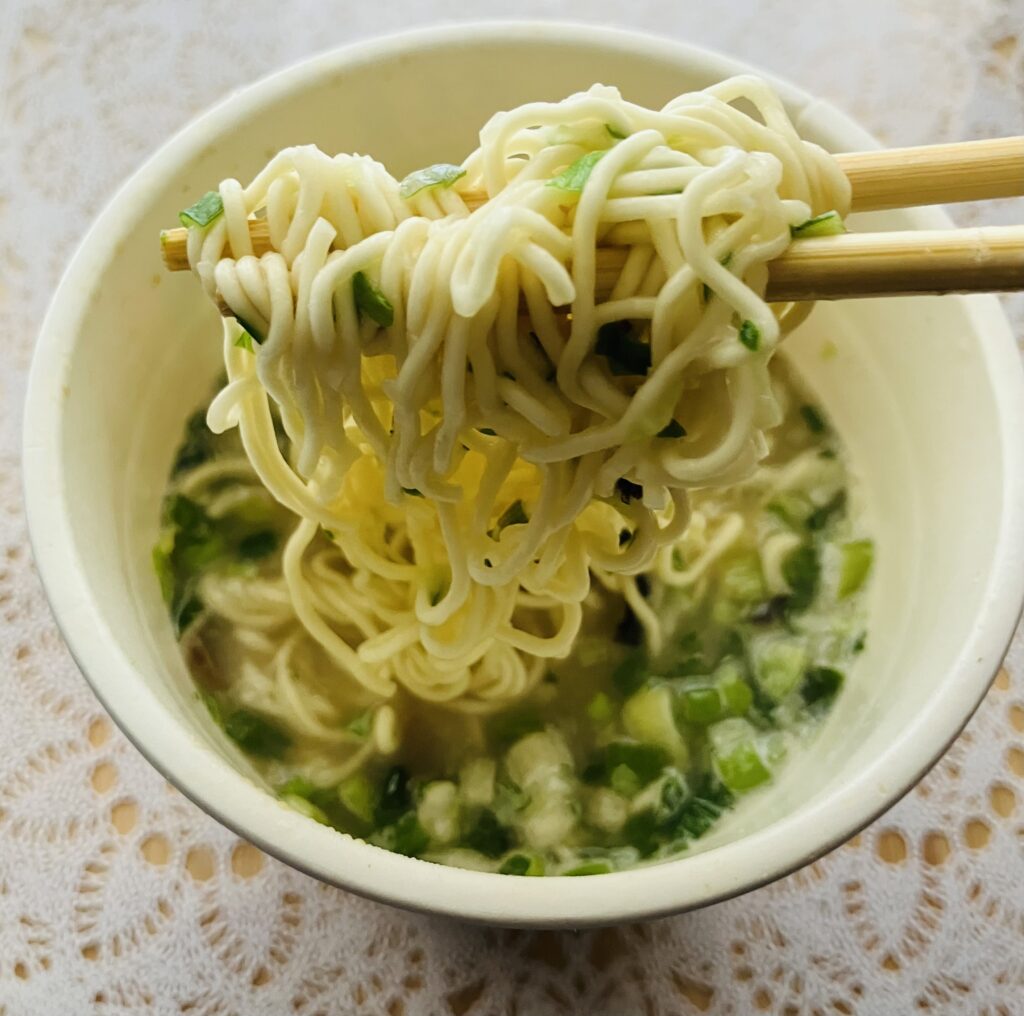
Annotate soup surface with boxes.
[156,362,871,875]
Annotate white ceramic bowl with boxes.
[23,22,1024,927]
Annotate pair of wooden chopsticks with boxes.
[160,136,1024,302]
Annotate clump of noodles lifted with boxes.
[182,76,849,730]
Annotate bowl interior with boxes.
[25,24,1024,925]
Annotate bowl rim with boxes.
[23,20,1024,927]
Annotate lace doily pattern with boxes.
[1,1,1022,1012]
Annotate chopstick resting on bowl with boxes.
[159,135,1024,302]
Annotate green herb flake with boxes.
[353,271,394,328]
[547,150,607,193]
[345,709,374,738]
[791,210,847,238]
[800,404,827,434]
[178,190,224,229]
[234,330,255,353]
[223,709,292,759]
[595,321,652,376]
[398,163,466,200]
[738,320,760,352]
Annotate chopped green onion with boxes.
[838,539,874,598]
[372,812,429,857]
[713,738,771,793]
[563,861,612,876]
[375,766,414,827]
[178,191,223,229]
[603,741,670,787]
[488,708,544,747]
[462,809,511,858]
[499,852,545,876]
[782,544,820,612]
[701,252,734,303]
[223,709,292,759]
[751,635,809,702]
[806,490,847,532]
[612,652,648,697]
[234,330,255,353]
[345,709,373,738]
[236,529,278,560]
[738,319,760,352]
[398,163,466,200]
[335,773,377,825]
[791,210,846,238]
[278,775,318,799]
[801,666,845,709]
[595,321,652,376]
[547,150,606,193]
[199,691,222,726]
[172,410,214,475]
[610,763,642,798]
[233,315,264,345]
[674,779,732,838]
[586,691,614,724]
[800,404,827,434]
[281,794,329,825]
[622,810,660,857]
[680,687,723,726]
[716,663,754,716]
[353,271,394,328]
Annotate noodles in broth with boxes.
[159,77,870,871]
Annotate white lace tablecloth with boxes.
[2,2,1023,1013]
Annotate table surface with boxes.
[1,2,1022,1014]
